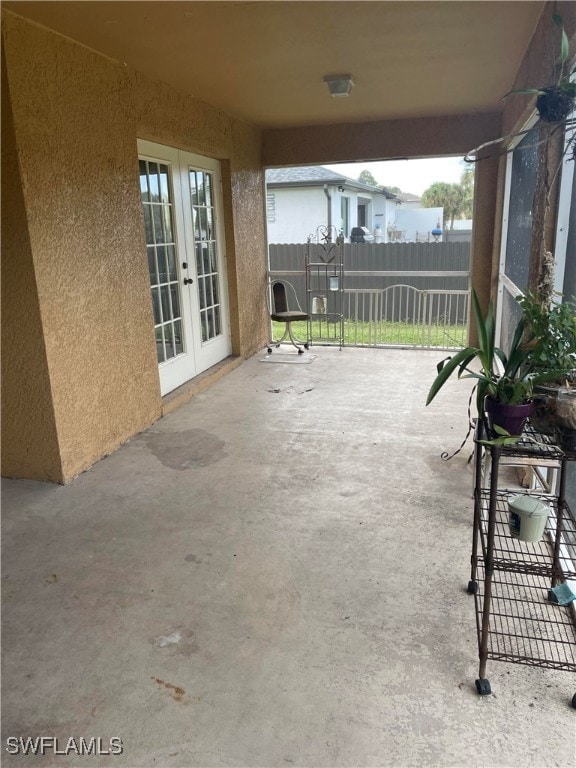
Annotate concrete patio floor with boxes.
[2,347,575,768]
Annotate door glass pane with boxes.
[199,277,206,309]
[164,324,175,359]
[160,285,171,321]
[166,245,177,281]
[195,243,204,275]
[159,164,170,204]
[174,320,183,356]
[152,288,161,325]
[140,161,150,203]
[147,247,157,286]
[211,275,220,305]
[197,174,206,205]
[208,243,217,272]
[206,308,214,339]
[148,163,159,199]
[163,206,173,242]
[189,172,198,205]
[153,206,164,243]
[157,246,168,284]
[155,326,165,363]
[143,206,153,243]
[188,167,223,343]
[170,285,180,318]
[140,157,186,363]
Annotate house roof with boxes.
[3,1,550,129]
[394,192,422,204]
[266,166,398,198]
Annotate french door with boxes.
[138,141,230,395]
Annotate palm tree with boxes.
[422,168,474,229]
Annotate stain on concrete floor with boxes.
[143,429,227,470]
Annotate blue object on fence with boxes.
[550,583,576,605]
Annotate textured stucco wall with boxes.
[2,13,162,482]
[2,12,268,482]
[262,113,502,168]
[1,44,64,482]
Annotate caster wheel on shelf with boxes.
[267,348,272,354]
[475,678,491,696]
[304,343,310,350]
[571,693,576,709]
[467,580,478,595]
[298,349,304,355]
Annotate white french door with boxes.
[138,141,230,395]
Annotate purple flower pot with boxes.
[485,396,534,437]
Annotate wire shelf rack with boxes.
[473,562,576,671]
[476,490,576,579]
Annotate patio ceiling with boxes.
[4,1,545,128]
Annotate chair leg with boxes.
[287,322,306,354]
[269,325,290,352]
[269,322,308,354]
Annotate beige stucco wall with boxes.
[2,11,268,483]
[1,45,64,482]
[262,113,502,168]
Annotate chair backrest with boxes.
[272,281,289,313]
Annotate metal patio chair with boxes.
[267,280,310,354]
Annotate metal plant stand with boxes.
[305,225,344,349]
[469,417,576,704]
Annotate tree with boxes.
[421,177,471,229]
[357,169,379,187]
[460,168,475,219]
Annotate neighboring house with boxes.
[394,191,422,208]
[266,167,444,243]
[265,166,397,243]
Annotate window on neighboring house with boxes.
[341,197,350,237]
[358,202,369,227]
[266,192,275,223]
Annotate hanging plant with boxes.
[502,12,576,123]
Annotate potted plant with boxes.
[426,289,564,437]
[517,291,576,450]
[502,12,576,123]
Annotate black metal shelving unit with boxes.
[469,418,576,703]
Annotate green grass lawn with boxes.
[272,319,467,349]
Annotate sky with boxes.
[324,156,469,196]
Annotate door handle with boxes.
[183,278,194,285]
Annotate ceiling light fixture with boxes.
[323,74,354,98]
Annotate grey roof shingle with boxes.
[265,166,398,198]
[265,166,350,184]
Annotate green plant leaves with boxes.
[552,12,569,64]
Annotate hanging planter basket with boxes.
[536,87,576,123]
